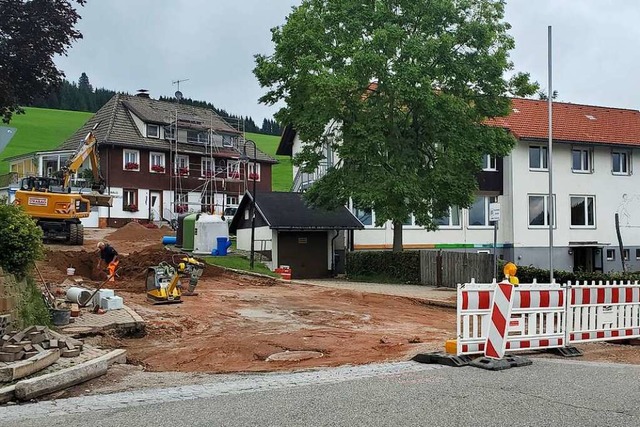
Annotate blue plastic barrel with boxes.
[216,237,231,256]
[162,236,177,245]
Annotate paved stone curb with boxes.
[0,384,15,404]
[0,349,60,382]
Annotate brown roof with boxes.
[489,98,640,146]
[59,94,277,163]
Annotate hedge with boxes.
[346,251,420,284]
[501,262,640,284]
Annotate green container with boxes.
[182,213,198,251]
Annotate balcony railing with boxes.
[291,162,329,192]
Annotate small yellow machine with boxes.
[145,255,205,304]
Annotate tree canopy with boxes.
[254,0,538,251]
[0,0,85,123]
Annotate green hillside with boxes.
[0,108,293,191]
[245,132,292,192]
[0,107,93,174]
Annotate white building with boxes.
[277,98,640,273]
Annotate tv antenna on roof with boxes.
[172,79,189,100]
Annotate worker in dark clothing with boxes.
[97,241,119,282]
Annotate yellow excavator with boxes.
[146,254,205,304]
[13,123,113,245]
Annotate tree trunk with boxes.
[392,220,403,252]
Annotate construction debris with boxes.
[0,326,83,364]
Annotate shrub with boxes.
[16,277,51,328]
[498,261,640,284]
[0,204,43,278]
[346,250,420,284]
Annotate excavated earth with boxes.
[37,221,640,380]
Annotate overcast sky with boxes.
[54,0,640,124]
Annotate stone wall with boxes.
[0,268,19,329]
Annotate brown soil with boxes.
[107,221,173,243]
[37,228,640,376]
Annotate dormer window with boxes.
[222,135,234,147]
[146,124,159,138]
[187,130,207,143]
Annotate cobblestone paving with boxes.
[60,306,143,334]
[0,362,444,421]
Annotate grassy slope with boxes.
[0,107,93,174]
[0,110,293,191]
[245,132,292,192]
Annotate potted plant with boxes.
[125,162,139,170]
[204,170,214,178]
[249,172,259,180]
[151,164,165,173]
[124,203,138,212]
[176,204,188,213]
[229,171,240,179]
[178,167,189,176]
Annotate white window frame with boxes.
[226,195,239,206]
[227,160,240,179]
[529,145,548,171]
[482,155,497,171]
[222,135,234,147]
[123,149,140,171]
[571,147,592,173]
[527,194,556,228]
[612,150,631,175]
[149,152,165,173]
[606,249,615,261]
[570,195,596,228]
[123,189,138,210]
[248,162,261,182]
[467,196,497,228]
[353,205,375,228]
[435,207,462,229]
[146,124,160,138]
[175,155,189,173]
[635,248,640,260]
[623,249,630,261]
[201,158,213,177]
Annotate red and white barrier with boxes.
[567,280,640,344]
[485,282,514,359]
[457,280,566,357]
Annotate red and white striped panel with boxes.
[569,328,640,343]
[484,281,514,359]
[461,290,493,311]
[512,289,564,309]
[506,338,564,350]
[571,286,640,305]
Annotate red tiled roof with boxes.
[488,98,640,146]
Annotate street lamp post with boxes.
[241,139,257,269]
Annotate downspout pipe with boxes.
[331,230,340,276]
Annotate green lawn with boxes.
[0,109,293,192]
[246,132,292,192]
[0,107,93,174]
[205,255,279,277]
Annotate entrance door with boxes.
[278,232,328,279]
[573,247,594,272]
[149,191,162,221]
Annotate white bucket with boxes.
[66,287,92,306]
[67,267,76,276]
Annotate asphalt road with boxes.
[3,358,640,426]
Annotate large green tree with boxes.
[254,0,538,251]
[0,0,85,123]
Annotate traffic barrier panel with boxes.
[567,280,640,344]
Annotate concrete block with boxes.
[0,385,15,404]
[61,348,81,358]
[93,289,115,306]
[2,345,23,353]
[14,357,108,400]
[100,296,124,311]
[33,344,45,353]
[0,349,60,382]
[0,352,16,362]
[28,331,45,344]
[49,339,58,348]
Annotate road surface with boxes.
[3,358,639,426]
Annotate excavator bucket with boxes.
[83,194,113,207]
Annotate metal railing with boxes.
[291,162,329,192]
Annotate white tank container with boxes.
[193,213,229,255]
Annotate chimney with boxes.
[136,89,150,98]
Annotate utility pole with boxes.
[547,26,554,282]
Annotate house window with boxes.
[175,192,188,213]
[403,214,414,227]
[248,163,261,181]
[482,155,497,171]
[187,131,206,143]
[227,160,240,179]
[570,196,595,227]
[354,206,373,226]
[607,249,615,261]
[635,248,640,260]
[201,193,214,213]
[468,196,497,227]
[146,124,159,138]
[123,150,140,171]
[201,158,213,177]
[529,146,548,170]
[226,195,239,206]
[571,148,592,173]
[175,155,189,174]
[435,207,461,228]
[149,152,165,173]
[164,126,175,141]
[528,194,556,227]
[612,151,630,175]
[623,249,630,261]
[215,159,227,174]
[222,135,233,147]
[123,189,138,212]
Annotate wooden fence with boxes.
[420,250,493,288]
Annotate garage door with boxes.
[278,232,328,279]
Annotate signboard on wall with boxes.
[489,203,501,222]
[27,197,47,207]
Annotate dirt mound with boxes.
[107,222,173,243]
